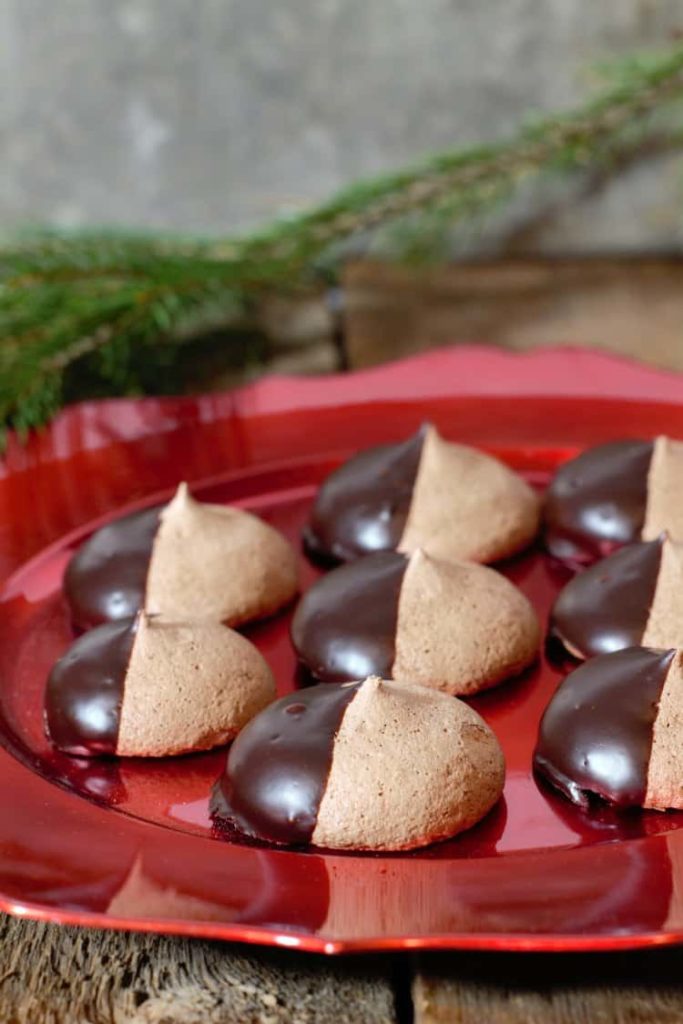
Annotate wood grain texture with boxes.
[342,258,683,372]
[414,950,683,1024]
[0,915,396,1024]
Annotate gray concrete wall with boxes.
[1,0,682,250]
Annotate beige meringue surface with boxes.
[392,549,540,695]
[144,483,298,625]
[646,650,683,811]
[312,676,505,851]
[117,613,275,757]
[643,436,683,543]
[642,537,683,649]
[397,425,540,563]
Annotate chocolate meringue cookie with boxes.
[211,676,505,851]
[64,483,298,630]
[45,613,275,757]
[291,549,540,694]
[549,534,683,660]
[534,646,683,810]
[304,423,540,564]
[544,435,683,565]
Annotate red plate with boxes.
[2,345,683,954]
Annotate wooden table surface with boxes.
[4,914,683,1023]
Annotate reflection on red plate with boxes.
[1,346,683,953]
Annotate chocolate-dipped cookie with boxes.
[64,483,298,631]
[211,676,505,851]
[45,613,275,757]
[544,435,683,565]
[549,534,683,659]
[304,423,539,564]
[291,549,540,694]
[534,646,683,810]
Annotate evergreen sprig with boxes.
[2,42,683,436]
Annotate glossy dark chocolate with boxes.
[534,646,675,808]
[211,682,360,845]
[549,536,664,659]
[544,439,653,565]
[291,552,407,682]
[45,617,137,756]
[303,425,426,563]
[64,506,161,630]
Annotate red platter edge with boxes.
[1,344,683,954]
[5,900,683,955]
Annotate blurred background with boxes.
[1,0,683,404]
[2,0,681,243]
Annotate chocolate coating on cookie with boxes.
[534,647,675,808]
[305,423,539,566]
[212,676,506,851]
[544,440,653,565]
[46,613,275,759]
[550,536,664,659]
[304,427,425,563]
[292,549,540,694]
[45,618,136,755]
[64,508,160,631]
[64,484,298,631]
[211,682,360,845]
[291,552,407,681]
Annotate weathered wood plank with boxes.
[414,949,683,1024]
[0,915,396,1024]
[343,258,683,372]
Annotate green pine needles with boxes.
[3,43,683,437]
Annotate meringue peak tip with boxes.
[408,546,443,569]
[173,481,191,503]
[166,481,198,514]
[362,675,390,693]
[134,609,152,631]
[417,421,437,440]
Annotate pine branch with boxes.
[2,42,683,435]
